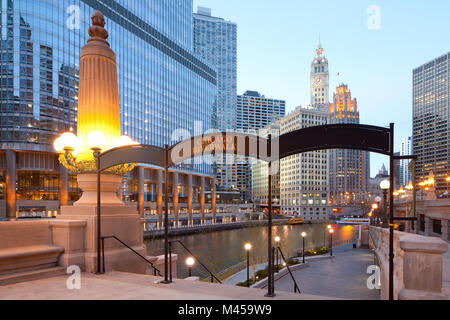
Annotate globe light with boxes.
[186,257,195,267]
[329,228,334,234]
[53,137,64,153]
[327,224,332,229]
[380,180,390,190]
[301,232,307,238]
[55,132,79,153]
[87,131,106,150]
[244,243,252,251]
[274,236,280,243]
[372,203,378,210]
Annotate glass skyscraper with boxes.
[413,52,449,197]
[193,7,237,190]
[0,0,217,218]
[236,90,285,200]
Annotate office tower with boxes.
[193,7,237,190]
[279,105,329,221]
[412,52,449,197]
[310,43,329,108]
[251,122,281,212]
[400,136,413,186]
[328,85,370,205]
[0,0,216,218]
[236,91,285,200]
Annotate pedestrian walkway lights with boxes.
[301,232,307,264]
[186,257,195,277]
[329,228,334,256]
[244,243,252,287]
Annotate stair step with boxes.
[0,266,66,286]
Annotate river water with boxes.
[145,223,357,279]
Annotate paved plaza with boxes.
[275,245,380,300]
[0,271,335,300]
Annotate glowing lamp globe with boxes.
[57,132,79,152]
[301,232,307,238]
[186,257,195,267]
[87,132,106,150]
[274,236,280,243]
[329,229,334,234]
[53,137,65,153]
[380,180,390,190]
[244,243,252,251]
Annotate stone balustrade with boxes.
[369,226,448,300]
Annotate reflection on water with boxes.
[145,224,356,279]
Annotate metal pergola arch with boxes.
[96,123,401,299]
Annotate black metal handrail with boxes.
[275,246,301,294]
[169,239,222,284]
[101,235,162,276]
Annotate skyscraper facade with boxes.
[412,52,449,197]
[280,105,329,221]
[193,7,237,190]
[0,0,217,218]
[236,90,285,200]
[328,85,370,205]
[400,136,413,186]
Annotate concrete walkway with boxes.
[274,244,380,300]
[0,271,335,300]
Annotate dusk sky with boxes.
[193,0,450,177]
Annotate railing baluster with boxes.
[101,236,161,276]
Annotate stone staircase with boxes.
[0,266,66,286]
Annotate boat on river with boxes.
[287,217,305,225]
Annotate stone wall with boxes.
[369,226,448,300]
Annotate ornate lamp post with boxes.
[301,232,306,264]
[244,243,252,287]
[52,11,140,274]
[380,180,390,228]
[186,257,195,277]
[274,236,280,272]
[329,228,334,256]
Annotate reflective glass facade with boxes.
[193,7,237,187]
[413,53,449,196]
[0,0,216,175]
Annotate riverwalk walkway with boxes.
[275,244,380,300]
[0,271,334,300]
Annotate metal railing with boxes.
[101,235,162,276]
[168,239,222,284]
[275,246,301,294]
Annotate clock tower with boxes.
[310,43,329,107]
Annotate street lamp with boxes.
[274,236,280,272]
[244,243,252,287]
[380,180,390,228]
[329,228,334,256]
[186,257,195,277]
[301,232,307,264]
